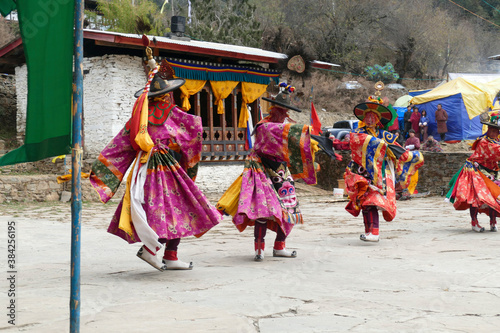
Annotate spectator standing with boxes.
[435,104,448,141]
[403,105,412,138]
[419,110,429,142]
[410,106,421,133]
[405,129,421,151]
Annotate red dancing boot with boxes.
[162,250,193,270]
[254,241,265,262]
[272,241,297,258]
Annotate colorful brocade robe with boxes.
[449,136,500,214]
[344,127,424,221]
[217,122,317,236]
[90,100,221,244]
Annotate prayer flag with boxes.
[0,1,75,166]
[310,102,322,135]
[244,106,254,150]
[258,99,263,121]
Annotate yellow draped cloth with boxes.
[238,82,269,128]
[118,157,139,236]
[56,171,90,184]
[407,170,419,195]
[118,68,158,235]
[210,80,239,114]
[216,174,243,216]
[177,77,206,111]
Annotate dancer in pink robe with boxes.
[217,83,318,261]
[90,53,221,271]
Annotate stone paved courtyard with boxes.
[1,193,499,332]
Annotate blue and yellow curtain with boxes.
[167,59,279,128]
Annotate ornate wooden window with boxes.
[182,84,260,162]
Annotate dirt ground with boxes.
[440,140,473,153]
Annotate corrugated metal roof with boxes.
[85,29,287,60]
[0,28,341,73]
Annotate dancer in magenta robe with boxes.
[90,53,221,271]
[217,83,318,261]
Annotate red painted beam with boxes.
[310,61,341,70]
[84,30,282,64]
[0,38,22,58]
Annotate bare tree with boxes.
[187,0,262,48]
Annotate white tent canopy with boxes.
[447,73,500,83]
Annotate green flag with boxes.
[0,0,75,166]
[0,0,16,16]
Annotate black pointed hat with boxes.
[262,83,302,112]
[134,59,185,98]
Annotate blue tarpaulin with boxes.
[409,89,431,97]
[393,106,406,131]
[414,94,482,141]
[410,78,500,141]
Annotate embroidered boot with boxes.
[471,220,485,233]
[360,208,379,242]
[137,245,167,271]
[489,208,498,232]
[360,229,380,242]
[362,210,370,234]
[273,241,297,258]
[490,221,498,232]
[162,250,193,270]
[254,241,265,261]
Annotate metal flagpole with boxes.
[70,0,84,331]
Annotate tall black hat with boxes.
[134,59,185,98]
[262,83,302,112]
[480,111,500,129]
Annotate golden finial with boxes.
[374,81,384,97]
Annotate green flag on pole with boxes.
[0,0,75,166]
[0,0,16,16]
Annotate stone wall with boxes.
[0,74,16,125]
[14,65,26,143]
[0,162,244,203]
[315,150,471,195]
[81,55,145,158]
[0,74,16,150]
[14,55,145,157]
[0,175,65,203]
[415,152,471,195]
[0,150,472,203]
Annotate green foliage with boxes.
[82,0,499,79]
[187,0,263,48]
[365,63,399,83]
[86,0,168,35]
[435,0,500,27]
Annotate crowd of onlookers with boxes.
[328,103,448,153]
[398,103,448,152]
